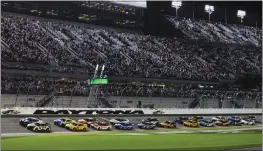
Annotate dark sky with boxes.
[149,1,262,27]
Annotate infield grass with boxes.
[2,133,262,150]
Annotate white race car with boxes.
[211,116,225,122]
[90,122,112,131]
[109,118,129,125]
[241,119,255,125]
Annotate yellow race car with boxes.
[183,120,199,127]
[65,122,88,131]
[159,121,176,128]
[54,118,76,128]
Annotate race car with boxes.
[175,117,189,124]
[109,118,129,125]
[19,117,42,127]
[142,118,159,125]
[211,116,226,122]
[115,122,134,130]
[65,122,88,131]
[153,110,164,114]
[183,120,199,127]
[1,109,20,115]
[243,115,258,123]
[90,122,112,131]
[27,121,51,132]
[137,122,156,129]
[159,121,176,128]
[78,118,97,126]
[215,119,230,126]
[191,116,204,121]
[240,119,255,125]
[228,116,241,122]
[199,119,215,127]
[54,118,76,128]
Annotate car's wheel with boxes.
[73,128,76,131]
[107,127,111,131]
[98,127,101,131]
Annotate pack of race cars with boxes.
[18,115,258,133]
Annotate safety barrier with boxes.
[1,107,262,117]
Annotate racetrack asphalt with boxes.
[2,115,262,134]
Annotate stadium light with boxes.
[205,5,214,22]
[172,1,182,17]
[237,10,246,24]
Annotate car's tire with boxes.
[107,127,111,131]
[98,127,101,131]
[73,128,76,131]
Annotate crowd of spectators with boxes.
[2,76,261,102]
[2,14,262,81]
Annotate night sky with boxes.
[148,1,262,27]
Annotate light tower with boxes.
[172,1,182,18]
[237,10,246,24]
[205,5,214,22]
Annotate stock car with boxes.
[240,119,255,125]
[90,122,112,131]
[191,116,204,121]
[174,117,189,124]
[211,116,226,122]
[78,118,97,126]
[159,121,177,128]
[215,119,230,126]
[109,118,129,125]
[115,122,134,130]
[199,119,215,127]
[54,118,76,127]
[243,115,258,123]
[183,120,199,127]
[137,122,156,129]
[19,117,42,127]
[27,121,51,132]
[142,118,159,125]
[1,109,20,115]
[65,122,88,131]
[227,116,242,126]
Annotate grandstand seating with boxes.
[1,13,262,109]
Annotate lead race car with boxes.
[19,117,42,127]
[115,122,134,130]
[27,121,51,132]
[137,122,156,129]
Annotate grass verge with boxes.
[2,133,262,150]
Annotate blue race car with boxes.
[115,122,134,130]
[175,117,189,124]
[19,117,42,127]
[199,119,215,127]
[227,116,242,126]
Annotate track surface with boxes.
[2,115,262,134]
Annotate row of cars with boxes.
[19,115,258,132]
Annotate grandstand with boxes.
[1,1,262,109]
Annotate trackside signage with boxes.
[33,109,144,115]
[1,108,262,115]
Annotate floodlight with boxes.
[237,10,246,23]
[204,5,214,22]
[172,1,182,17]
